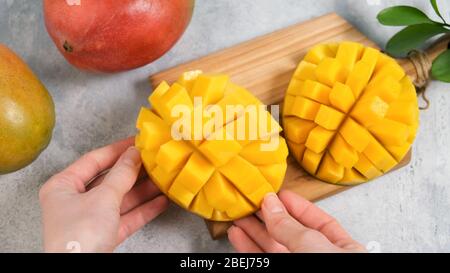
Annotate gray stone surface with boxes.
[0,0,449,252]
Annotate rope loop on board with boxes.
[407,49,432,110]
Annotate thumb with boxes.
[99,147,142,203]
[261,193,337,252]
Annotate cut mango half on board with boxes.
[283,42,419,185]
[136,71,288,221]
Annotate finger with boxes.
[261,193,339,252]
[278,190,362,250]
[99,146,142,203]
[234,216,289,253]
[117,195,169,244]
[51,137,135,193]
[227,226,263,253]
[255,211,264,221]
[67,137,135,184]
[86,166,148,191]
[120,178,161,214]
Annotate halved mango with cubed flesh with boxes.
[137,72,288,221]
[283,42,419,184]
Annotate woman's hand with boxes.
[39,138,168,253]
[228,191,366,253]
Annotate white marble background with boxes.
[0,0,449,252]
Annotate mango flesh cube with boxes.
[283,95,295,116]
[304,44,335,64]
[317,153,344,183]
[191,189,214,219]
[177,70,203,92]
[299,80,331,105]
[136,107,157,130]
[283,117,316,144]
[287,96,321,120]
[246,182,274,206]
[385,142,411,162]
[302,149,324,175]
[257,163,287,191]
[354,154,382,180]
[150,165,179,193]
[339,118,371,152]
[365,77,401,103]
[346,60,374,98]
[203,172,238,212]
[351,95,388,127]
[158,83,193,123]
[287,79,304,96]
[283,42,419,185]
[328,43,339,55]
[315,57,346,87]
[149,81,170,114]
[155,140,194,173]
[293,61,317,80]
[336,41,364,76]
[305,126,335,154]
[168,181,196,209]
[198,138,242,167]
[360,47,380,71]
[239,138,289,165]
[399,77,418,103]
[226,192,255,219]
[329,82,355,113]
[329,134,358,168]
[141,150,157,173]
[138,122,171,151]
[314,104,345,130]
[190,74,229,106]
[287,141,306,162]
[373,62,405,82]
[368,118,409,146]
[341,168,367,185]
[173,152,215,196]
[386,101,417,125]
[137,73,288,221]
[218,156,271,195]
[363,137,398,172]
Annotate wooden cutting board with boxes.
[149,13,419,239]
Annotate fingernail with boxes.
[263,193,284,214]
[122,146,141,167]
[227,225,236,234]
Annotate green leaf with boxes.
[430,0,447,24]
[432,49,450,82]
[377,6,435,26]
[386,23,449,57]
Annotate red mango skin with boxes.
[43,0,194,73]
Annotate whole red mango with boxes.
[43,0,194,72]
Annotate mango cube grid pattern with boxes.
[136,72,288,221]
[283,42,419,185]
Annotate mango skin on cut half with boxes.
[136,71,288,221]
[283,42,419,185]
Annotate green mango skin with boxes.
[0,44,55,174]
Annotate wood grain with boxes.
[149,13,419,239]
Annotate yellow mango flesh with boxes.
[283,42,419,185]
[136,71,288,221]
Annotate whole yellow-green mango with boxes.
[0,44,55,174]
